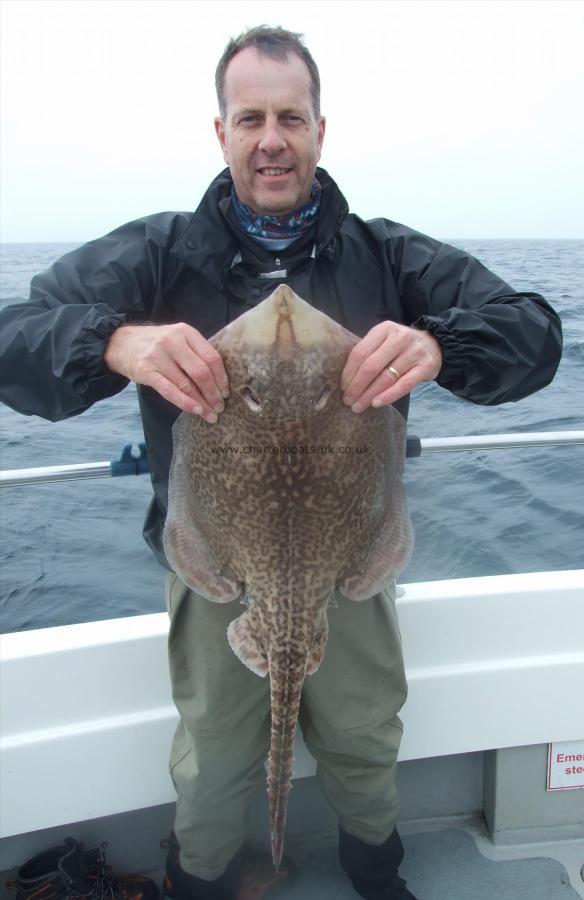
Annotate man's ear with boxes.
[316,116,326,162]
[214,117,229,164]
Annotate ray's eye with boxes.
[240,385,262,412]
[314,388,332,411]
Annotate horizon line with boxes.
[1,236,583,245]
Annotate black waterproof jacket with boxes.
[0,168,563,567]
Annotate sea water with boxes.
[1,239,582,632]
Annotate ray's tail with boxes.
[267,661,306,872]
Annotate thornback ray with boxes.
[163,283,413,870]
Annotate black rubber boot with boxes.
[162,832,238,899]
[338,827,419,900]
[162,831,297,900]
[163,864,237,900]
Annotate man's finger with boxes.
[185,331,230,399]
[174,344,225,413]
[148,371,208,417]
[340,327,389,391]
[346,348,421,409]
[150,363,219,422]
[342,336,412,406]
[370,365,428,409]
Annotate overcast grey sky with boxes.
[1,0,583,241]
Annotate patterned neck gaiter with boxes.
[230,178,321,251]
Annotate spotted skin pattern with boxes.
[163,285,413,871]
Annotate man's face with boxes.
[215,47,326,216]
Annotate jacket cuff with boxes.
[413,314,467,390]
[80,311,130,402]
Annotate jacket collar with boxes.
[171,167,349,290]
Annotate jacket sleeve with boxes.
[0,214,182,421]
[382,223,563,405]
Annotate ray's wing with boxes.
[163,413,242,603]
[339,405,413,601]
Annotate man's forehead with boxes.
[223,46,313,109]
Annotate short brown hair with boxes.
[215,25,321,120]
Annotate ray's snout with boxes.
[252,284,307,359]
[225,284,339,357]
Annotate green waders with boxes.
[165,573,408,882]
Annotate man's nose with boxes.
[258,119,287,154]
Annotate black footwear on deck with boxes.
[339,827,419,900]
[14,837,159,900]
[162,832,297,900]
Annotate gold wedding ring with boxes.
[386,365,401,380]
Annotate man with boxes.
[0,25,562,900]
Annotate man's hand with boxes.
[341,321,443,411]
[103,323,229,422]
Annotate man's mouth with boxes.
[257,167,292,177]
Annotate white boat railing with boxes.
[0,442,150,487]
[1,430,583,488]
